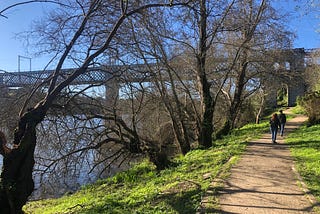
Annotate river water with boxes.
[0,116,136,200]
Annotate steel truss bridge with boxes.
[0,63,153,88]
[0,48,317,89]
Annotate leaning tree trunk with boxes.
[0,107,45,214]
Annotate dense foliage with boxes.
[297,91,320,125]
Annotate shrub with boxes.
[297,91,320,125]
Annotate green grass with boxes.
[25,109,320,213]
[290,105,306,115]
[286,124,320,207]
[23,121,270,214]
[26,108,320,214]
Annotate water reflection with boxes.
[1,115,136,200]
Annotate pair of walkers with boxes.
[269,110,286,143]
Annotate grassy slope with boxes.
[24,121,269,214]
[24,108,320,213]
[286,124,320,205]
[286,106,320,205]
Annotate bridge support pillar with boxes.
[287,81,306,107]
[0,86,9,98]
[105,78,119,108]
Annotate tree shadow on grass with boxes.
[288,140,320,149]
[74,181,203,214]
[159,188,202,214]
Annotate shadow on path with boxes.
[199,111,320,214]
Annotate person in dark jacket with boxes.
[270,113,281,143]
[278,110,287,136]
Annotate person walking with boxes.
[270,113,280,143]
[279,109,287,136]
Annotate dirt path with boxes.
[206,110,320,213]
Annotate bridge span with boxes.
[0,62,157,88]
[0,48,318,106]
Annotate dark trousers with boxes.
[270,127,278,142]
[280,123,285,136]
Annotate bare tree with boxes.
[0,1,193,212]
[109,0,296,148]
[0,0,299,212]
[305,49,320,91]
[214,0,294,137]
[126,0,238,148]
[121,10,195,154]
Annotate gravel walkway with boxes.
[202,110,320,213]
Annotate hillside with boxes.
[23,110,320,213]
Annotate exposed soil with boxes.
[200,109,320,213]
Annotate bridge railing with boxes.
[1,48,318,88]
[0,67,117,87]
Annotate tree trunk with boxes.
[197,0,214,149]
[171,119,190,155]
[0,108,45,213]
[215,120,231,140]
[199,90,214,148]
[256,95,265,124]
[216,71,246,138]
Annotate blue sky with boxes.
[0,0,52,72]
[0,0,319,72]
